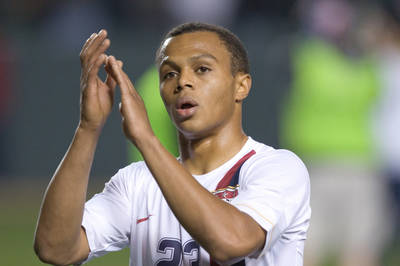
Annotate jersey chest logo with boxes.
[212,150,255,202]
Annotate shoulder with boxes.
[242,138,309,188]
[246,137,307,168]
[116,160,150,178]
[104,161,153,196]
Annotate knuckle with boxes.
[79,52,86,62]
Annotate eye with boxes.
[163,72,177,80]
[196,66,210,73]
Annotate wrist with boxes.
[134,132,159,155]
[76,122,102,139]
[77,121,103,136]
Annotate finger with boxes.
[106,57,135,95]
[80,33,97,65]
[104,60,122,89]
[104,59,122,76]
[106,56,138,102]
[103,74,116,101]
[115,61,138,98]
[104,57,122,74]
[105,72,116,90]
[80,32,100,60]
[120,68,139,97]
[87,53,107,85]
[80,33,96,56]
[82,38,110,83]
[108,56,132,97]
[86,29,107,54]
[87,38,110,69]
[82,29,108,66]
[104,56,115,86]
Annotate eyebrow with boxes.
[159,58,179,70]
[160,53,218,69]
[189,53,218,62]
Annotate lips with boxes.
[175,96,198,119]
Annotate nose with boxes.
[175,69,193,93]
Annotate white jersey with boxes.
[81,137,311,265]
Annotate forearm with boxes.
[137,136,265,261]
[34,126,99,261]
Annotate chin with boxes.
[176,119,222,140]
[175,120,208,139]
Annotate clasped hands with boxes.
[78,29,153,145]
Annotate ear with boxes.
[234,73,252,102]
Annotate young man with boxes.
[34,23,310,265]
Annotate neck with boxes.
[178,121,248,175]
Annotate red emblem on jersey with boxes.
[212,185,239,201]
[211,150,255,202]
[136,214,153,224]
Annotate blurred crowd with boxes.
[1,0,400,265]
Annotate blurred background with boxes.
[1,0,400,265]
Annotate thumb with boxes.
[105,59,123,88]
[107,56,132,98]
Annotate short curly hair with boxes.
[156,22,250,76]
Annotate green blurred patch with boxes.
[381,238,400,266]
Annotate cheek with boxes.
[203,80,235,115]
[160,85,173,107]
[214,76,235,101]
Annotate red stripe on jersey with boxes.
[215,150,256,190]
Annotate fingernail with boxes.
[99,29,104,34]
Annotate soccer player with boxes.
[34,23,311,265]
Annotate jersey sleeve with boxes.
[230,149,310,258]
[80,167,134,263]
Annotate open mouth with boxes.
[175,97,198,118]
[176,97,198,110]
[180,103,195,109]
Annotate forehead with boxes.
[159,31,230,66]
